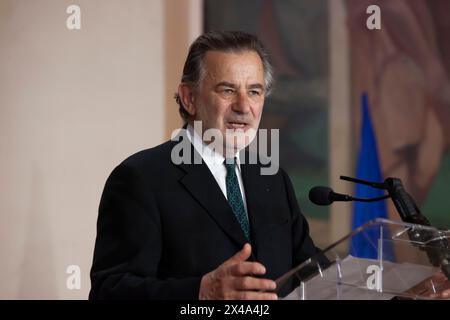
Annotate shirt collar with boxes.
[186,124,242,171]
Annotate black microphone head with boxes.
[309,186,333,206]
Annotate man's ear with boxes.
[178,83,196,117]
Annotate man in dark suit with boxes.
[89,31,321,300]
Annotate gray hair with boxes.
[174,30,274,122]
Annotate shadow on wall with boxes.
[18,165,57,299]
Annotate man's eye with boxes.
[249,90,261,96]
[223,89,234,94]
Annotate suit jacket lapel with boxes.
[175,138,248,248]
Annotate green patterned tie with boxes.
[224,158,250,241]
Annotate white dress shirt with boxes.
[186,124,248,213]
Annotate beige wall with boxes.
[0,0,201,299]
[164,0,203,137]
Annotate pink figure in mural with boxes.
[347,0,450,218]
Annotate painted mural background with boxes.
[206,0,330,219]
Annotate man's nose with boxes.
[232,91,251,114]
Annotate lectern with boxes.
[276,218,450,300]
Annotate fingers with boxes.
[233,291,278,300]
[222,244,266,278]
[440,289,450,299]
[430,290,450,299]
[228,261,267,277]
[199,244,278,300]
[226,243,252,264]
[233,276,277,292]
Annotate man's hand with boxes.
[199,243,278,300]
[427,271,450,299]
[404,271,450,299]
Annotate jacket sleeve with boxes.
[89,162,201,300]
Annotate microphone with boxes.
[311,176,450,279]
[308,186,352,206]
[308,186,389,206]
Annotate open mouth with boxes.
[226,121,249,130]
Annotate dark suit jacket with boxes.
[89,136,321,299]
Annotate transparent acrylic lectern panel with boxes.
[276,218,450,300]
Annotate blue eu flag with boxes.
[350,93,393,260]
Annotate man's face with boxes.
[191,50,265,152]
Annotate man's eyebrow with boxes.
[215,82,265,90]
[215,81,237,89]
[247,83,264,90]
